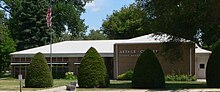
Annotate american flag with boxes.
[46,7,52,27]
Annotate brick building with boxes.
[10,33,211,79]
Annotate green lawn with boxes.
[0,78,75,91]
[166,81,207,89]
[0,78,207,91]
[77,80,133,91]
[77,80,207,91]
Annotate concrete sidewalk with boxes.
[36,88,220,92]
[2,87,220,92]
[36,86,67,92]
[3,79,220,92]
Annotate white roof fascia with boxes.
[195,48,212,54]
[11,63,67,65]
[11,53,113,58]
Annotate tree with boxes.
[85,29,108,40]
[4,0,50,51]
[51,0,88,42]
[206,41,220,87]
[101,3,152,39]
[25,52,53,88]
[0,10,16,76]
[136,0,220,49]
[1,0,90,50]
[78,47,109,88]
[132,49,165,88]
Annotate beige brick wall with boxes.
[114,43,195,79]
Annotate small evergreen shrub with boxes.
[65,72,77,80]
[78,47,109,88]
[165,73,196,81]
[0,71,12,78]
[117,69,133,80]
[132,49,165,89]
[25,52,53,88]
[206,42,220,87]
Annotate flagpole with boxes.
[50,29,52,73]
[49,0,52,73]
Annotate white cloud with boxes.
[85,0,107,12]
[85,3,100,12]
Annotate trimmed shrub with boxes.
[78,47,109,88]
[25,52,53,88]
[165,74,196,81]
[117,69,133,80]
[206,42,220,87]
[132,49,165,89]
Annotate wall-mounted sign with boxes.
[119,49,159,57]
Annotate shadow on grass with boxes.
[149,81,207,91]
[77,80,208,91]
[166,82,207,89]
[77,80,133,91]
[109,82,132,89]
[109,81,208,91]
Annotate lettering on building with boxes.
[119,49,159,57]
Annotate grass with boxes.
[77,80,207,91]
[0,78,207,91]
[0,77,75,91]
[166,81,207,89]
[77,80,132,91]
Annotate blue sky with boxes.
[81,0,135,33]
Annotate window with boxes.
[63,58,68,62]
[46,58,50,62]
[57,57,62,62]
[14,58,20,62]
[26,58,32,62]
[52,57,56,62]
[21,58,25,62]
[78,57,83,61]
[200,64,205,69]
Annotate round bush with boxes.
[78,47,109,88]
[132,49,165,88]
[206,42,220,87]
[25,52,53,88]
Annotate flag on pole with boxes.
[46,7,52,27]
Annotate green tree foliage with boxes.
[1,0,90,50]
[136,0,220,49]
[206,41,220,87]
[0,10,4,23]
[0,10,16,76]
[4,0,50,51]
[101,3,152,39]
[85,29,108,40]
[132,49,165,88]
[51,0,88,41]
[25,52,53,88]
[78,47,109,88]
